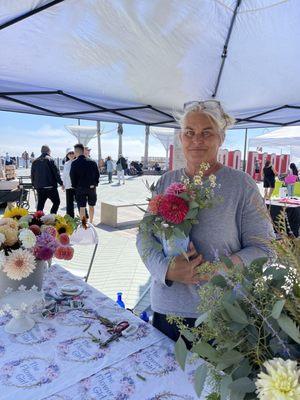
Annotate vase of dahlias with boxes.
[0,249,46,296]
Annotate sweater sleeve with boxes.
[234,178,275,266]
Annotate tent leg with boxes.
[85,243,98,282]
[243,128,248,172]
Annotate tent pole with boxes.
[144,125,150,169]
[243,128,248,171]
[97,121,101,164]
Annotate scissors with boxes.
[101,321,138,347]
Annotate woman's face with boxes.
[180,112,222,166]
[68,152,75,160]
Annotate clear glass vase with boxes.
[160,234,189,257]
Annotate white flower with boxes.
[41,214,56,225]
[256,358,300,400]
[0,232,5,246]
[19,229,36,249]
[3,249,36,280]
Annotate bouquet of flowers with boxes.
[0,207,78,281]
[139,163,219,255]
[172,212,300,400]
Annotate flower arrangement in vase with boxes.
[139,163,219,257]
[0,207,78,294]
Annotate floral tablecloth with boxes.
[0,264,211,399]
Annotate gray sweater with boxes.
[136,166,275,318]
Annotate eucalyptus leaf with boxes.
[271,299,285,320]
[175,336,188,370]
[232,358,252,380]
[217,350,244,370]
[194,363,208,398]
[189,200,199,209]
[181,329,196,342]
[250,257,268,272]
[192,342,219,364]
[229,377,256,394]
[195,311,210,327]
[229,322,248,333]
[220,375,232,400]
[219,256,234,269]
[223,302,248,325]
[185,208,199,219]
[277,315,300,344]
[211,275,227,288]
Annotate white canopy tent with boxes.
[249,126,300,165]
[150,128,174,168]
[0,1,300,129]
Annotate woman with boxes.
[285,162,299,197]
[263,160,276,200]
[116,154,126,185]
[62,148,75,218]
[106,156,114,183]
[136,100,274,341]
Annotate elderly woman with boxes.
[136,100,274,341]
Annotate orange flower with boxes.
[148,194,164,215]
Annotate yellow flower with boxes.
[256,358,300,400]
[55,216,73,236]
[4,207,28,220]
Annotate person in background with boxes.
[116,154,126,185]
[5,152,11,166]
[262,160,276,200]
[62,148,76,217]
[290,162,299,179]
[70,143,99,224]
[84,146,91,158]
[284,163,299,198]
[254,159,260,182]
[31,145,63,213]
[106,156,114,184]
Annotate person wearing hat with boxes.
[62,147,75,218]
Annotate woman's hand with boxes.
[166,242,204,285]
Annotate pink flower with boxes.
[54,246,74,260]
[165,182,187,196]
[148,194,164,215]
[158,194,189,224]
[3,249,36,280]
[41,225,57,238]
[59,233,70,245]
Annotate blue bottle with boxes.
[140,311,149,323]
[116,292,125,308]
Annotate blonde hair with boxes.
[178,101,235,143]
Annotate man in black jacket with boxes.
[70,143,100,224]
[31,145,63,214]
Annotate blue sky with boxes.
[0,110,274,160]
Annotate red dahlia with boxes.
[158,194,189,224]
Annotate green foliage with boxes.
[174,336,188,370]
[170,211,300,399]
[194,363,208,397]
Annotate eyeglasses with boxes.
[183,100,221,111]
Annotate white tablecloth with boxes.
[0,265,212,399]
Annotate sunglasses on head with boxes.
[183,100,221,111]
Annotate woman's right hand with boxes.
[166,242,203,285]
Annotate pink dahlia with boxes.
[54,246,74,260]
[148,194,164,215]
[41,225,57,238]
[34,211,44,219]
[59,233,70,246]
[158,194,189,224]
[3,249,36,280]
[165,182,187,196]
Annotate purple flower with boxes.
[35,232,58,251]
